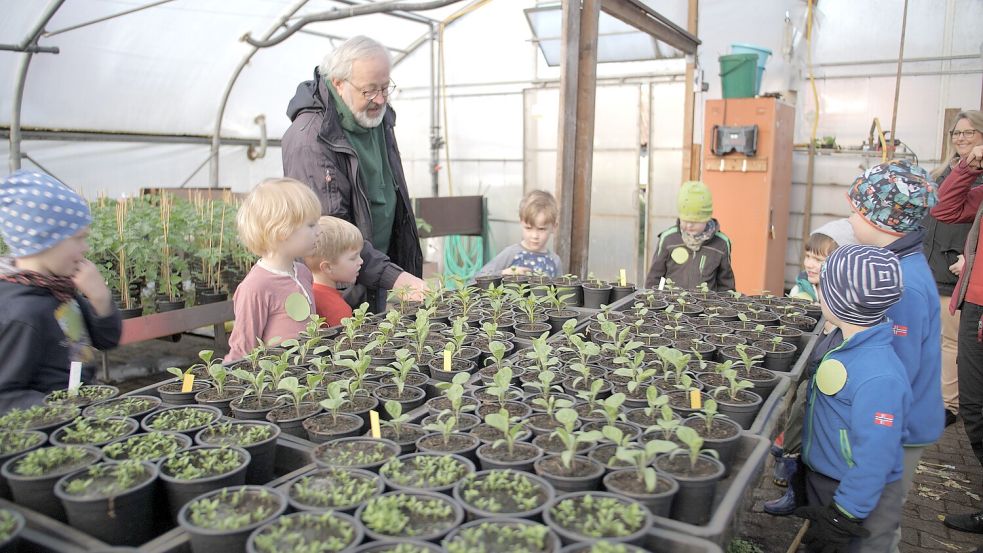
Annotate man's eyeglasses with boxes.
[346,80,397,101]
[950,129,980,139]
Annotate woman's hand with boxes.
[949,254,965,277]
[964,145,983,170]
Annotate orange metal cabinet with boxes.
[702,98,795,295]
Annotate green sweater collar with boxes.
[327,81,369,135]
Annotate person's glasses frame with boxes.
[950,129,980,139]
[346,80,397,101]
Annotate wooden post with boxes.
[681,0,699,182]
[555,0,601,278]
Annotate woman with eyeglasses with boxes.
[921,110,983,428]
[927,110,983,537]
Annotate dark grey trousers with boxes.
[805,469,904,553]
[957,302,983,468]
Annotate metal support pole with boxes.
[430,22,441,197]
[9,0,66,173]
[209,0,311,187]
[42,0,175,38]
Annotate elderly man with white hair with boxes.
[282,36,426,311]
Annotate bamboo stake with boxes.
[115,199,129,308]
[216,202,226,290]
[160,194,172,301]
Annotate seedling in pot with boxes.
[438,372,474,420]
[148,407,217,432]
[389,286,416,315]
[690,398,728,435]
[11,445,92,477]
[319,380,351,424]
[614,439,677,493]
[565,334,601,368]
[250,510,359,552]
[543,286,575,312]
[405,308,435,360]
[0,509,20,542]
[162,446,242,480]
[734,343,764,372]
[379,349,415,396]
[528,370,565,412]
[560,317,579,343]
[166,349,219,383]
[56,416,132,445]
[601,425,633,449]
[671,373,698,394]
[670,426,719,471]
[84,396,157,419]
[484,408,529,456]
[382,400,411,440]
[592,393,627,427]
[290,469,380,510]
[336,343,378,397]
[242,336,279,371]
[444,520,551,553]
[656,346,691,384]
[550,408,603,472]
[549,494,648,539]
[576,379,606,415]
[231,365,271,402]
[186,486,279,530]
[712,368,755,402]
[372,311,401,347]
[422,412,458,449]
[452,281,479,316]
[338,302,371,349]
[486,367,515,411]
[445,316,470,357]
[642,386,669,418]
[645,404,681,441]
[0,430,45,455]
[485,340,508,368]
[526,334,558,372]
[382,454,469,489]
[613,350,657,393]
[598,315,642,359]
[518,293,543,326]
[359,492,457,538]
[459,470,546,514]
[277,373,323,418]
[199,421,274,446]
[103,431,187,461]
[60,459,150,497]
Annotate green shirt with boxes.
[328,84,396,253]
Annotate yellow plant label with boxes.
[369,410,381,438]
[689,389,702,409]
[443,349,452,372]
[181,373,195,393]
[619,269,627,287]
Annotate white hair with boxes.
[319,36,391,82]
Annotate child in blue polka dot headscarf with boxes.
[0,170,122,412]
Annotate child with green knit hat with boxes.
[644,181,735,291]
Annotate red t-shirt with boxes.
[312,283,353,327]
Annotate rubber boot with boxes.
[764,459,799,516]
[772,454,797,487]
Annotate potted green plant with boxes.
[581,275,612,310]
[177,485,287,553]
[352,540,441,553]
[452,469,555,521]
[442,518,559,553]
[373,349,427,412]
[0,430,47,499]
[247,510,364,553]
[266,374,324,437]
[475,409,542,472]
[0,405,79,433]
[709,367,763,429]
[0,508,25,552]
[141,405,222,438]
[229,364,279,420]
[721,344,779,399]
[417,412,481,459]
[49,416,139,447]
[379,400,426,454]
[195,357,244,416]
[54,460,158,545]
[102,430,192,463]
[653,426,725,525]
[286,467,384,514]
[602,439,679,517]
[355,490,464,543]
[195,420,280,484]
[158,445,251,519]
[160,356,214,405]
[380,453,474,494]
[304,380,366,443]
[44,384,119,408]
[311,437,401,472]
[557,543,648,553]
[543,492,652,545]
[0,444,101,521]
[752,336,798,373]
[83,395,161,422]
[532,409,604,493]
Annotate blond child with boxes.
[227,178,321,360]
[304,216,363,326]
[790,219,857,301]
[475,190,562,278]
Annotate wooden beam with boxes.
[553,0,582,267]
[600,0,700,55]
[940,107,961,161]
[569,0,601,277]
[680,0,699,183]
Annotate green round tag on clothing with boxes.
[671,247,690,265]
[284,292,311,322]
[816,359,848,396]
[55,301,84,341]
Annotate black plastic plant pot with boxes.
[371,385,427,414]
[611,284,636,302]
[194,387,246,417]
[653,452,726,525]
[753,340,798,373]
[265,402,322,439]
[54,460,159,545]
[195,420,280,485]
[83,395,161,422]
[443,517,560,553]
[586,444,634,475]
[533,455,605,494]
[49,416,139,448]
[352,540,442,553]
[0,405,80,434]
[311,437,401,473]
[415,432,481,462]
[0,508,25,552]
[0,445,101,522]
[543,491,654,546]
[453,469,556,521]
[514,322,553,340]
[178,485,287,553]
[474,275,503,290]
[380,423,426,455]
[712,390,764,430]
[44,385,120,409]
[141,405,222,439]
[0,430,47,499]
[475,441,544,473]
[119,306,144,319]
[355,490,464,543]
[558,544,648,553]
[198,291,228,305]
[246,510,364,553]
[102,431,193,463]
[158,445,251,520]
[682,416,742,471]
[229,395,280,421]
[304,413,366,444]
[156,299,186,313]
[428,358,477,382]
[581,285,612,310]
[602,469,679,518]
[379,453,475,495]
[419,413,481,434]
[286,467,384,514]
[157,380,211,406]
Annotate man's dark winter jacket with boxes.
[0,281,121,412]
[282,68,423,299]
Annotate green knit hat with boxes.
[677,181,713,222]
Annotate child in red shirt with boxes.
[304,216,363,327]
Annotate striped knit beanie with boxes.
[819,244,903,326]
[0,170,91,258]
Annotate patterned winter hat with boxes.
[677,181,713,223]
[0,170,91,258]
[846,159,936,235]
[820,244,903,326]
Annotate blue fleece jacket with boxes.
[885,230,944,446]
[803,321,911,519]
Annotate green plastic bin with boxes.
[719,53,758,99]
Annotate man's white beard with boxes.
[354,104,386,128]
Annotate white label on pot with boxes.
[68,362,82,396]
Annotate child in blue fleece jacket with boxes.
[798,245,911,553]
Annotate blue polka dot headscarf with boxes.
[0,170,92,258]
